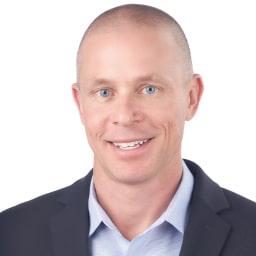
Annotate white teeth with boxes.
[113,139,148,150]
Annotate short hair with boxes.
[77,4,193,81]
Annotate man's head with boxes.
[72,4,203,186]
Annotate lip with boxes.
[107,138,153,157]
[109,138,151,143]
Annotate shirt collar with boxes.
[88,160,194,236]
[88,179,113,236]
[159,160,194,233]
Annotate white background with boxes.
[1,0,256,211]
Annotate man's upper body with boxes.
[1,4,256,256]
[1,160,256,256]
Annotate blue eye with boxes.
[143,86,157,94]
[98,89,110,97]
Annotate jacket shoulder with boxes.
[184,159,256,255]
[0,172,92,256]
[221,188,256,225]
[0,172,92,220]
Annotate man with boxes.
[1,4,256,256]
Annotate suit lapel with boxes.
[180,160,231,256]
[179,197,230,256]
[50,172,93,256]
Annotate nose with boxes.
[111,95,142,126]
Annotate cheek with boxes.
[150,98,183,123]
[82,105,108,138]
[152,101,186,137]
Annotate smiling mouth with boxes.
[112,139,150,150]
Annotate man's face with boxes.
[73,24,202,185]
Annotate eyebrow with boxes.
[133,74,173,85]
[89,73,173,87]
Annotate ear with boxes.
[185,74,204,121]
[72,83,85,124]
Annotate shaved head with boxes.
[76,4,193,82]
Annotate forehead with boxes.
[77,25,184,87]
[79,23,178,65]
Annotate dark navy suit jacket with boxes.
[1,160,256,255]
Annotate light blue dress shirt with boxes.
[88,161,194,256]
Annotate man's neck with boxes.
[93,164,183,240]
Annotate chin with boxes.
[110,167,154,185]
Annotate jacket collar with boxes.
[180,160,231,256]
